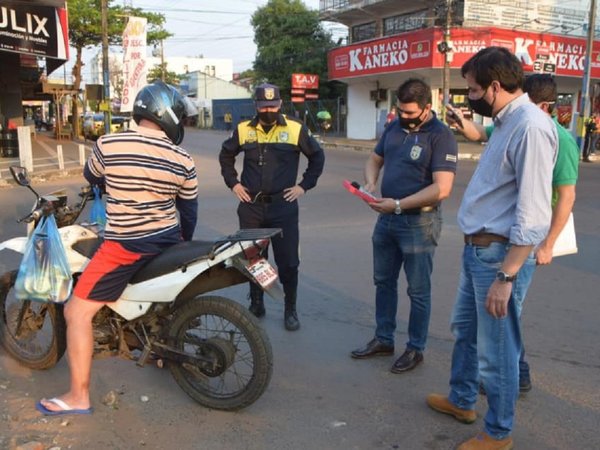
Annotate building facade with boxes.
[320,0,600,139]
[88,51,235,97]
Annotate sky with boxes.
[73,0,347,83]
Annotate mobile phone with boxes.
[446,106,464,128]
[348,181,378,202]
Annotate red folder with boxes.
[343,179,379,203]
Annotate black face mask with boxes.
[258,111,279,125]
[468,87,495,117]
[398,109,425,130]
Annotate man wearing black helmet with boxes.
[219,83,325,331]
[36,81,198,416]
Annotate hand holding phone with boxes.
[343,179,379,203]
[446,105,464,129]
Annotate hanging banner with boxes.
[0,2,69,60]
[121,16,147,113]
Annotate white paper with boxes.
[552,212,578,257]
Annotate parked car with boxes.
[83,113,130,140]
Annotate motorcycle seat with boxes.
[130,240,216,284]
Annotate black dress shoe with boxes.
[350,338,394,359]
[390,349,423,373]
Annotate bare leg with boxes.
[40,295,105,411]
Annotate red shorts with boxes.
[74,241,156,302]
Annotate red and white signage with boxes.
[328,28,435,79]
[290,73,319,103]
[121,16,147,113]
[328,27,600,80]
[291,73,319,89]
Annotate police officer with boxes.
[219,83,325,331]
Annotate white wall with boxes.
[346,81,378,139]
[185,72,252,100]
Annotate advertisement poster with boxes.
[328,26,600,80]
[0,2,68,60]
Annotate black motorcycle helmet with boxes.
[132,81,197,145]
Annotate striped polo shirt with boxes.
[86,126,198,245]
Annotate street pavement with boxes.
[0,127,597,183]
[0,128,599,449]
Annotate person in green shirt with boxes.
[445,73,578,393]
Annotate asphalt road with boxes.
[0,128,599,449]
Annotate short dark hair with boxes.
[461,47,524,93]
[396,78,432,108]
[523,74,557,104]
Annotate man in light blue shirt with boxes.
[427,47,557,450]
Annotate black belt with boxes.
[251,191,285,204]
[400,206,438,215]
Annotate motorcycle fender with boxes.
[0,237,28,254]
[107,300,153,321]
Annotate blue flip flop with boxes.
[36,397,93,416]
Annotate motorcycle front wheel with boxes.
[0,271,67,369]
[167,295,273,411]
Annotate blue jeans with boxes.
[448,242,535,439]
[372,210,441,350]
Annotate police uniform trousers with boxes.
[238,199,299,301]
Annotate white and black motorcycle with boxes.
[0,166,283,411]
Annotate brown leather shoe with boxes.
[457,432,513,450]
[350,338,394,359]
[426,393,477,424]
[390,348,423,373]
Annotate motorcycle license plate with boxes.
[247,258,278,289]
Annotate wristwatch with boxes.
[394,199,402,215]
[496,271,516,283]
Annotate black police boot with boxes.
[284,294,300,331]
[248,287,265,318]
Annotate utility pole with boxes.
[160,39,166,82]
[437,0,453,121]
[101,0,110,135]
[579,0,597,150]
[443,0,452,106]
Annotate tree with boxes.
[147,64,181,85]
[251,0,342,99]
[67,0,170,135]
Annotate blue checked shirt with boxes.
[458,93,558,246]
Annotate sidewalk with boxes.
[0,131,93,183]
[320,134,600,162]
[320,135,487,160]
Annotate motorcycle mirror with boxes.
[10,166,29,186]
[9,166,41,199]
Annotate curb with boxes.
[322,143,482,161]
[0,167,84,189]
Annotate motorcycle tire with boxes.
[0,271,67,369]
[167,295,273,411]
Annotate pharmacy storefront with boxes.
[329,27,600,139]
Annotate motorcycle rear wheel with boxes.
[0,271,67,369]
[167,295,273,411]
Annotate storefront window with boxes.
[352,22,376,42]
[383,10,428,36]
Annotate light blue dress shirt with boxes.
[458,93,558,246]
